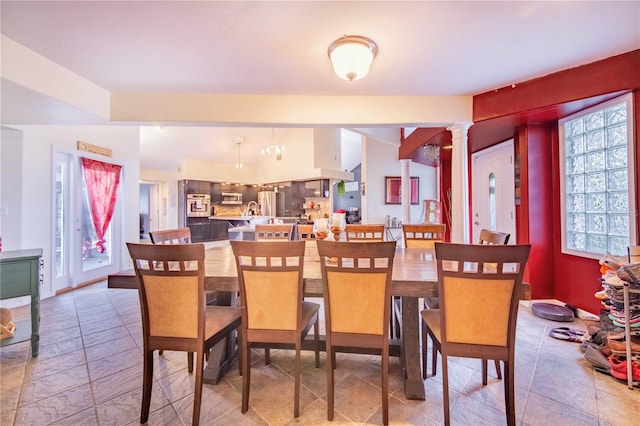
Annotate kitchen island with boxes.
[211,216,305,240]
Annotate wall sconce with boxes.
[328,35,378,81]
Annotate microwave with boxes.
[187,193,211,217]
[221,192,243,204]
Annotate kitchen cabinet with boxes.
[0,249,43,357]
[304,179,329,198]
[186,180,211,195]
[210,221,229,241]
[187,217,211,242]
[211,183,222,204]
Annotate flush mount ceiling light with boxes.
[328,35,378,81]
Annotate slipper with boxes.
[549,327,585,342]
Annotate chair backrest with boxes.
[316,240,396,343]
[149,227,192,244]
[254,224,294,241]
[345,224,385,242]
[127,242,205,346]
[434,242,530,351]
[230,240,305,332]
[297,224,315,240]
[478,229,510,245]
[402,223,446,248]
[629,246,640,263]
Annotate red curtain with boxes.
[81,158,122,253]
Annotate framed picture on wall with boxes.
[385,176,419,204]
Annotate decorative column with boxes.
[447,123,472,243]
[400,159,412,225]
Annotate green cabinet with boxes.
[0,249,43,357]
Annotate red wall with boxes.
[517,124,556,299]
[470,50,640,314]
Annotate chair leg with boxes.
[140,349,154,424]
[264,344,270,365]
[422,321,428,379]
[187,351,194,373]
[241,337,250,413]
[494,359,502,380]
[294,344,301,418]
[313,319,320,368]
[326,343,335,421]
[381,349,389,426]
[504,360,516,426]
[431,337,437,376]
[192,350,205,426]
[481,359,488,386]
[442,355,451,426]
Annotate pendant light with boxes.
[235,141,243,169]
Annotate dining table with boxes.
[108,242,439,400]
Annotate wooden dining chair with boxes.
[149,227,192,245]
[126,243,241,426]
[316,240,396,425]
[420,226,509,379]
[297,224,315,240]
[477,228,511,381]
[150,227,218,360]
[345,224,385,242]
[230,240,320,418]
[402,223,446,249]
[422,242,530,426]
[629,245,640,262]
[479,228,510,246]
[254,223,294,241]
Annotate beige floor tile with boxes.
[19,364,90,406]
[522,392,598,426]
[23,348,87,382]
[95,381,171,426]
[3,283,639,426]
[14,383,94,425]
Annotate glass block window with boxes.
[559,94,636,258]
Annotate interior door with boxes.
[471,140,516,243]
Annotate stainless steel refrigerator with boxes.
[258,191,277,217]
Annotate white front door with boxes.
[471,140,516,243]
[53,151,122,292]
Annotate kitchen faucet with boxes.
[244,200,259,217]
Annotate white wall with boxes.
[361,136,437,225]
[0,127,23,250]
[6,125,140,299]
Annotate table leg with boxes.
[401,296,425,400]
[203,291,238,385]
[31,295,40,357]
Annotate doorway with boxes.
[53,151,122,292]
[139,182,160,240]
[471,140,516,243]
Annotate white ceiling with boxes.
[1,1,638,170]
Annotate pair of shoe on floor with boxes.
[578,330,612,357]
[608,336,640,355]
[609,355,640,382]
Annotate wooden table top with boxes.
[108,243,438,298]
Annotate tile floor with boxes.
[1,282,639,426]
